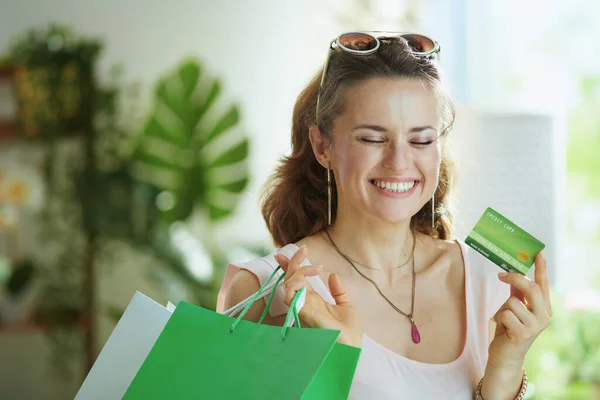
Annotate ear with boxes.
[308,125,332,168]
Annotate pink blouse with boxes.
[217,239,509,399]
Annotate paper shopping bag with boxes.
[74,292,173,400]
[123,293,361,399]
[123,303,360,399]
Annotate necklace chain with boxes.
[341,245,413,271]
[323,230,417,320]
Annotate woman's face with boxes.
[328,77,443,224]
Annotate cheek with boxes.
[417,147,442,176]
[336,145,377,175]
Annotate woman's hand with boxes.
[482,252,552,399]
[274,245,363,347]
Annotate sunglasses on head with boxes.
[316,31,441,123]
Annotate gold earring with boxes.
[327,163,332,225]
[431,195,435,229]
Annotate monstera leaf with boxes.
[132,58,250,224]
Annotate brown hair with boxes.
[261,38,456,246]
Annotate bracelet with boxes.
[475,368,528,400]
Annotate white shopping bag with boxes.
[75,291,174,400]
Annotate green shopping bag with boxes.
[123,267,361,399]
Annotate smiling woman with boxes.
[217,32,551,400]
[260,34,455,246]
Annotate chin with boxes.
[371,208,417,225]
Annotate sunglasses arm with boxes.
[316,42,335,123]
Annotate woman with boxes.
[217,32,551,399]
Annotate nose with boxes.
[382,141,412,171]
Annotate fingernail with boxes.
[314,264,323,269]
[498,272,508,278]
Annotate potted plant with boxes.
[6,24,101,137]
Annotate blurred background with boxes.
[0,0,598,399]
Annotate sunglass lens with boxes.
[401,34,436,53]
[338,33,378,52]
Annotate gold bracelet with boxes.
[475,368,528,400]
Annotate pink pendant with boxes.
[411,322,421,344]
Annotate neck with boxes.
[326,205,416,275]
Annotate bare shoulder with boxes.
[294,232,341,276]
[223,269,262,314]
[417,234,465,287]
[295,233,326,250]
[223,269,286,326]
[294,233,331,266]
[424,235,464,263]
[439,237,466,289]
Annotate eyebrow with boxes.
[351,124,438,133]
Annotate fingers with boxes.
[510,284,526,304]
[500,296,535,326]
[282,265,322,305]
[534,252,553,317]
[275,245,308,275]
[494,296,549,345]
[494,309,522,334]
[498,271,546,316]
[328,274,354,307]
[283,277,306,306]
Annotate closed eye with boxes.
[360,138,386,144]
[412,140,435,146]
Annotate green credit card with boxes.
[465,207,545,275]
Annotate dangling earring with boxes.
[327,162,332,225]
[431,195,435,229]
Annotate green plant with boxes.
[117,58,253,311]
[524,293,600,399]
[568,76,600,200]
[132,58,250,223]
[8,24,101,66]
[6,24,102,138]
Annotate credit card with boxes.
[465,207,545,275]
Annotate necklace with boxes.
[324,230,421,344]
[342,246,413,271]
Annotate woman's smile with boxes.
[369,178,420,198]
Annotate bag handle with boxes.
[228,266,306,341]
[223,268,284,318]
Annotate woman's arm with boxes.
[478,320,524,399]
[478,252,551,399]
[479,355,524,400]
[222,269,287,326]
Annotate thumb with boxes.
[328,274,353,307]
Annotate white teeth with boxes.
[372,179,416,193]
